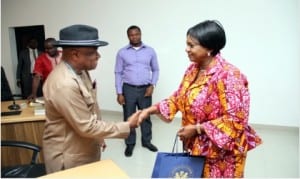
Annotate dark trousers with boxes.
[122,83,152,146]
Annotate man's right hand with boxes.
[27,94,36,103]
[127,110,141,128]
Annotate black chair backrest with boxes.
[1,66,13,101]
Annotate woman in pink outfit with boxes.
[138,20,262,178]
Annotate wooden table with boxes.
[39,160,129,178]
[1,100,46,167]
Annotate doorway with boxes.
[8,25,45,94]
[14,25,45,58]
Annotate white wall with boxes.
[1,0,299,127]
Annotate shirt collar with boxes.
[126,42,146,49]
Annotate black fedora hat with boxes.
[53,24,108,47]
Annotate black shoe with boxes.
[142,143,158,152]
[125,144,135,157]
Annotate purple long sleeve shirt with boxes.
[114,43,159,94]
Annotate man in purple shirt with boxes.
[115,25,159,157]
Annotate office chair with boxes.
[1,140,46,178]
[1,66,14,101]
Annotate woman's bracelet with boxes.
[196,123,202,134]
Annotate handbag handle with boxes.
[171,134,178,153]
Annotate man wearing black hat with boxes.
[42,24,140,174]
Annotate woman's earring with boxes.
[207,52,211,56]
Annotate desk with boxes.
[39,160,129,178]
[1,100,45,123]
[1,100,45,167]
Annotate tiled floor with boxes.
[101,111,299,178]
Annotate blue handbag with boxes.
[151,135,205,178]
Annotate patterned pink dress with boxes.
[157,54,262,177]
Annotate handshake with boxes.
[126,109,150,128]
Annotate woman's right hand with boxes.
[137,109,150,126]
[127,110,141,128]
